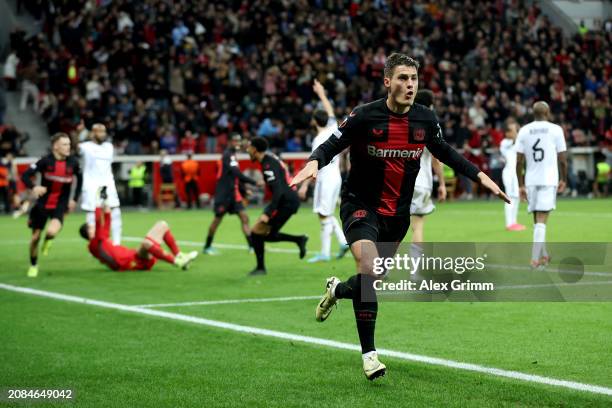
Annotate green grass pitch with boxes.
[1,198,611,407]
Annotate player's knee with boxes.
[142,239,153,249]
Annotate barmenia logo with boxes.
[367,145,423,159]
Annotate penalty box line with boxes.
[1,283,612,397]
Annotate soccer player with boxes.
[21,133,83,277]
[203,133,258,255]
[298,80,349,263]
[500,118,525,231]
[247,137,308,276]
[516,101,567,268]
[291,53,509,380]
[79,123,123,244]
[79,188,198,271]
[410,90,446,247]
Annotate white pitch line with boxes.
[136,280,612,308]
[134,295,321,308]
[1,283,612,397]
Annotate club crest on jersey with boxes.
[372,128,384,137]
[414,128,425,141]
[352,209,367,219]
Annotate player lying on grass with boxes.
[79,188,198,271]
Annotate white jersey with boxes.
[80,141,116,189]
[79,140,120,210]
[312,118,341,182]
[515,121,566,186]
[500,138,517,174]
[414,147,433,190]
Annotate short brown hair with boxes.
[51,132,70,145]
[384,53,420,78]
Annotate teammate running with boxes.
[79,187,198,271]
[291,53,509,380]
[203,133,258,254]
[500,118,525,231]
[298,80,349,263]
[21,133,83,277]
[516,101,567,268]
[247,137,308,276]
[79,123,123,244]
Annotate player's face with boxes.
[247,145,257,161]
[231,138,241,150]
[505,123,518,140]
[385,65,418,107]
[92,125,107,143]
[54,137,71,158]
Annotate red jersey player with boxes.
[79,188,197,271]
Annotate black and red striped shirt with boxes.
[22,154,82,210]
[310,98,480,217]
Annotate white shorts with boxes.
[527,186,557,213]
[81,183,120,211]
[502,170,519,198]
[410,187,435,216]
[313,176,341,216]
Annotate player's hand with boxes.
[519,186,528,202]
[477,172,511,204]
[298,183,308,200]
[290,160,318,187]
[437,184,447,202]
[68,199,77,212]
[32,186,47,198]
[259,214,270,224]
[313,79,325,96]
[557,180,566,193]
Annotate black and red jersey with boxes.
[22,154,82,210]
[215,147,256,203]
[260,152,299,216]
[310,98,480,217]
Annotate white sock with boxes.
[511,196,519,225]
[504,202,513,227]
[532,223,546,260]
[331,216,347,246]
[111,207,122,245]
[362,350,377,361]
[410,242,424,276]
[320,217,333,257]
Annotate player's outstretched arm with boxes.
[427,127,510,204]
[290,160,318,187]
[313,79,334,118]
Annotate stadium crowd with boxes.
[4,0,611,158]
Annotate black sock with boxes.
[266,232,300,243]
[251,233,265,269]
[204,235,213,249]
[245,234,253,248]
[334,274,359,299]
[30,256,37,266]
[352,274,378,354]
[44,235,55,244]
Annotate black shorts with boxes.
[214,199,245,217]
[28,205,66,230]
[340,199,410,246]
[267,204,298,234]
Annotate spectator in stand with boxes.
[3,52,19,91]
[179,130,197,154]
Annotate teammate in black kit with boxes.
[203,134,257,254]
[21,133,83,277]
[291,53,509,380]
[246,137,308,276]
